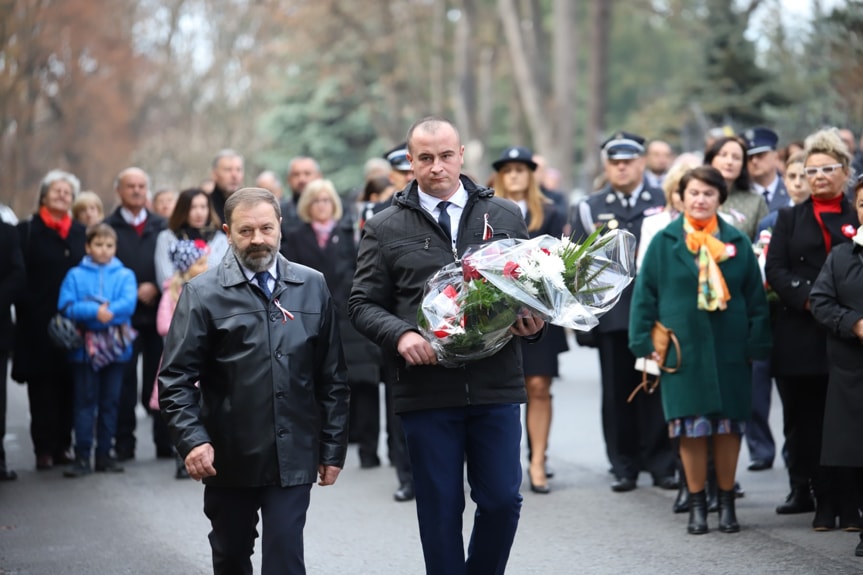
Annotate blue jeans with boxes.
[72,361,126,459]
[400,404,523,575]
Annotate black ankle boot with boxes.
[673,462,689,514]
[688,490,708,534]
[718,488,740,533]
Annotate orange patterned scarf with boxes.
[684,214,731,311]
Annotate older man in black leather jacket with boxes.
[160,188,349,575]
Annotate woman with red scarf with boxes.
[766,128,860,531]
[11,170,87,471]
[630,166,771,535]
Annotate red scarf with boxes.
[811,194,844,253]
[39,205,72,239]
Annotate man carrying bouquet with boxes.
[349,116,545,575]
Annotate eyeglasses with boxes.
[803,163,843,177]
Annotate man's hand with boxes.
[510,313,545,337]
[853,318,863,342]
[185,443,217,481]
[96,302,114,324]
[138,282,159,306]
[318,464,341,486]
[397,331,438,366]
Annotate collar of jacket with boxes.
[219,251,305,288]
[392,175,493,210]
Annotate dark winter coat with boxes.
[12,216,86,383]
[809,240,863,467]
[629,216,772,421]
[0,223,25,352]
[348,176,531,413]
[282,219,381,385]
[159,252,350,488]
[104,208,165,328]
[764,197,858,377]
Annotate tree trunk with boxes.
[583,0,611,192]
[551,0,575,191]
[497,0,553,155]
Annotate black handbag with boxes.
[47,303,83,350]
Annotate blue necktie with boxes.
[254,271,272,300]
[437,201,452,241]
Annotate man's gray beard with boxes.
[233,244,276,272]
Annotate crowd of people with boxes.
[1,115,863,572]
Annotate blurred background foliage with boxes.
[1,0,861,212]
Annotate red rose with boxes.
[842,224,856,238]
[443,285,459,299]
[540,248,551,255]
[462,258,481,281]
[503,261,521,279]
[193,239,208,250]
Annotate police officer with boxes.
[741,127,788,473]
[571,132,676,492]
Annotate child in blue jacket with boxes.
[58,223,137,477]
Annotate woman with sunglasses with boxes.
[765,128,860,531]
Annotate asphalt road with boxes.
[1,342,860,574]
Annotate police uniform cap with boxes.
[492,146,538,172]
[384,143,411,171]
[601,131,646,160]
[741,127,779,156]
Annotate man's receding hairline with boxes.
[407,118,460,153]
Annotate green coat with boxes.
[629,216,772,421]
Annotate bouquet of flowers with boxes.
[418,228,636,366]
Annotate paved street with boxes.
[1,342,860,574]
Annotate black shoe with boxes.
[673,481,690,514]
[63,457,92,478]
[653,475,679,490]
[856,539,863,557]
[394,483,415,502]
[813,505,837,532]
[611,477,637,493]
[53,450,74,465]
[530,479,551,494]
[718,488,740,533]
[776,489,815,515]
[544,463,555,480]
[94,456,124,473]
[840,507,861,532]
[706,477,719,512]
[0,468,17,481]
[359,454,381,469]
[687,490,708,535]
[747,459,773,471]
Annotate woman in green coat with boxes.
[629,166,772,535]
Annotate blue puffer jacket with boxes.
[58,255,138,363]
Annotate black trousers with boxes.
[26,369,74,458]
[349,381,380,461]
[115,324,168,456]
[597,330,673,481]
[203,483,312,575]
[0,352,8,466]
[775,375,828,492]
[382,361,412,486]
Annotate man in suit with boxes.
[208,149,245,224]
[570,131,676,493]
[741,126,788,472]
[105,167,169,461]
[280,156,322,239]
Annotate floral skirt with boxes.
[668,416,746,439]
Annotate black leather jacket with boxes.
[348,176,532,413]
[159,252,350,487]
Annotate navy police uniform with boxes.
[570,132,674,489]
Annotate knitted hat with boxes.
[169,239,209,274]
